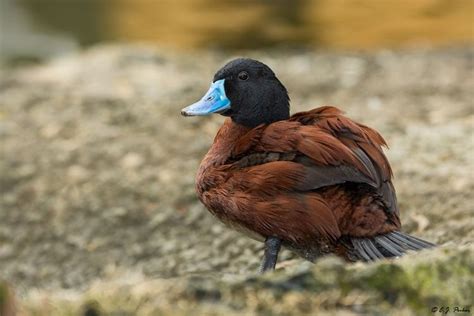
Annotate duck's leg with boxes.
[260,236,282,273]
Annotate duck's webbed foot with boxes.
[259,236,282,273]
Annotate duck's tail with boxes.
[350,231,436,262]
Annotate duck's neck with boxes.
[199,119,251,171]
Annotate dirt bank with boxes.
[0,45,473,315]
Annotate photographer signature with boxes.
[431,306,471,314]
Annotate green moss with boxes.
[17,249,467,316]
[0,282,7,312]
[17,245,472,315]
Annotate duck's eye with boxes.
[238,71,249,81]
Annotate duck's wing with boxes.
[230,106,398,215]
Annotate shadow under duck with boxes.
[181,58,435,273]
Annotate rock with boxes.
[120,152,144,169]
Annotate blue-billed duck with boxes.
[181,58,435,273]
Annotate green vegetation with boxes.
[19,246,473,315]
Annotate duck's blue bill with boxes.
[181,79,230,116]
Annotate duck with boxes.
[181,58,435,273]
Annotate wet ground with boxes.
[0,45,473,315]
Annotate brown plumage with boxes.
[182,58,434,271]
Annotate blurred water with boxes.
[1,0,472,61]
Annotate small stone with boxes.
[121,152,144,169]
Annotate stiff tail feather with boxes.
[351,231,435,262]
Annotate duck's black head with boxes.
[181,58,290,128]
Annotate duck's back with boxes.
[197,106,431,262]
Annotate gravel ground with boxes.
[0,45,473,315]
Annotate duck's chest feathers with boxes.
[195,119,250,201]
